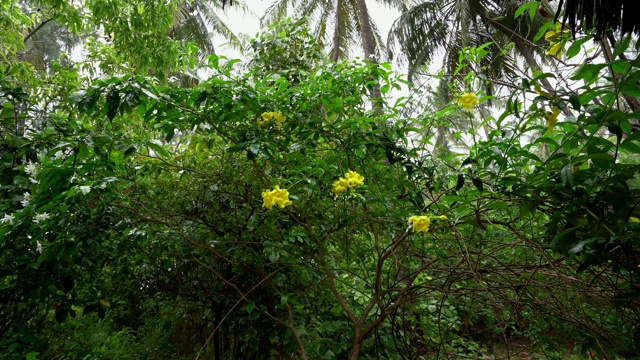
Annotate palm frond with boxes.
[369,19,387,61]
[174,11,216,55]
[262,0,297,27]
[388,1,450,67]
[200,2,244,53]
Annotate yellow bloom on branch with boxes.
[544,23,569,59]
[262,185,293,210]
[408,216,431,233]
[438,215,448,221]
[534,83,553,99]
[546,106,562,133]
[545,42,563,58]
[545,23,569,42]
[258,112,286,129]
[332,170,364,195]
[458,93,479,110]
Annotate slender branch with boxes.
[24,18,54,42]
[193,262,288,360]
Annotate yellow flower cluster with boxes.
[408,215,448,233]
[332,170,365,195]
[458,93,479,110]
[262,186,293,210]
[545,23,569,59]
[258,112,286,129]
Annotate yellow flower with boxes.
[332,170,365,196]
[545,29,561,43]
[630,217,640,223]
[262,185,293,210]
[458,93,479,110]
[545,23,569,43]
[408,216,431,233]
[272,112,286,127]
[544,23,568,59]
[438,215,448,221]
[534,83,553,99]
[545,41,563,58]
[345,170,364,186]
[258,112,286,129]
[546,106,562,133]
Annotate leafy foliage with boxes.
[1,2,640,360]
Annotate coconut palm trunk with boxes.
[354,0,383,107]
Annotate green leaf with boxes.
[77,143,90,160]
[534,22,555,42]
[613,34,632,58]
[588,153,615,168]
[607,123,623,144]
[570,64,608,85]
[565,36,591,60]
[514,1,539,20]
[611,60,631,74]
[456,173,464,190]
[565,93,580,111]
[560,163,573,188]
[472,177,483,192]
[146,141,170,158]
[551,227,577,253]
[620,130,640,153]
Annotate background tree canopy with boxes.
[1,1,640,359]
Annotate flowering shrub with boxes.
[332,170,365,195]
[262,185,293,210]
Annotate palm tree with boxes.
[170,0,247,57]
[388,0,553,95]
[389,0,563,153]
[261,0,405,62]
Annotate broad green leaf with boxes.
[560,163,573,188]
[77,143,90,160]
[514,1,539,19]
[456,173,464,190]
[146,141,170,158]
[472,177,483,192]
[565,36,591,59]
[570,64,608,85]
[613,34,632,58]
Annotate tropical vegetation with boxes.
[1,0,640,359]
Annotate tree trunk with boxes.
[354,0,382,108]
[354,0,376,61]
[348,330,364,360]
[331,12,342,62]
